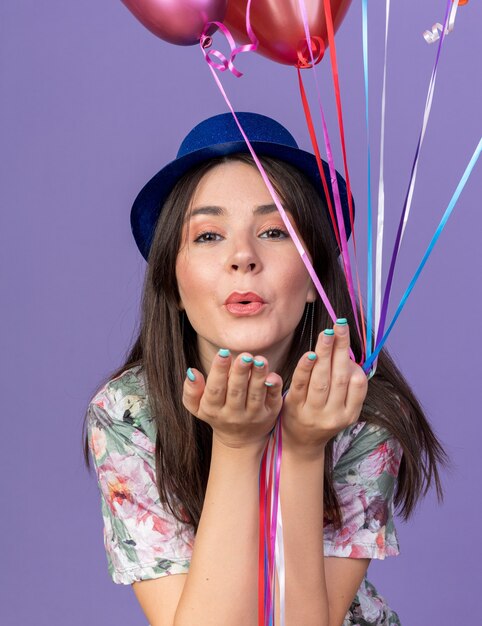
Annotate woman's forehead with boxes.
[194,160,272,197]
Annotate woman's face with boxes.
[175,160,317,373]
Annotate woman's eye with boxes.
[194,231,223,243]
[260,228,289,239]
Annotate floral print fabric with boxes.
[87,365,403,625]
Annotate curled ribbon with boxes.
[296,36,325,69]
[200,22,256,77]
[423,0,465,43]
[200,0,258,77]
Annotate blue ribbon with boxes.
[363,137,481,372]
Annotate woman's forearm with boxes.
[173,438,328,626]
[279,446,328,626]
[174,437,263,626]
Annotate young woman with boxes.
[83,112,447,626]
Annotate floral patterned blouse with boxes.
[87,364,404,625]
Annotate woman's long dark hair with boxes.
[82,153,449,531]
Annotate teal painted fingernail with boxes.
[336,318,348,325]
[307,352,317,361]
[218,348,230,358]
[186,368,196,382]
[254,359,264,367]
[241,355,253,363]
[323,329,335,336]
[264,381,274,387]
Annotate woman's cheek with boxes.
[177,264,218,312]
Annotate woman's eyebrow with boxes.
[189,203,279,219]
[253,204,279,215]
[189,206,223,219]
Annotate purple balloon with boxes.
[121,0,228,46]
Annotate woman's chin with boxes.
[221,333,290,359]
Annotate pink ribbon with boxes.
[200,0,258,77]
[296,0,364,361]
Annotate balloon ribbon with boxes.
[258,416,283,625]
[364,137,481,371]
[374,0,453,355]
[296,0,367,365]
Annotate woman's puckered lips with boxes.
[224,291,266,305]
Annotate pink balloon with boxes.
[121,0,228,46]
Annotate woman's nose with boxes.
[227,238,261,273]
[231,260,256,271]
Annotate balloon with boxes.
[224,0,353,66]
[121,0,228,46]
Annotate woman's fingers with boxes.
[182,367,206,415]
[289,350,321,406]
[324,319,352,408]
[244,355,283,413]
[345,368,368,415]
[245,356,269,411]
[279,319,369,451]
[187,350,282,416]
[304,329,336,408]
[198,349,232,412]
[225,353,255,411]
[264,372,283,413]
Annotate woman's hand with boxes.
[282,320,368,457]
[182,350,283,452]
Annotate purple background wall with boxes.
[1,0,480,623]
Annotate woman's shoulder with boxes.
[90,364,146,414]
[87,364,155,438]
[87,364,157,464]
[332,419,403,483]
[333,420,401,465]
